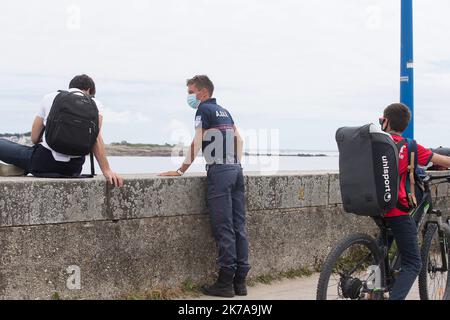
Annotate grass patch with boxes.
[247,266,313,287]
[51,292,61,300]
[122,267,314,299]
[45,267,314,300]
[122,279,202,300]
[333,247,372,272]
[250,274,275,286]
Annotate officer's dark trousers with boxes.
[206,164,250,278]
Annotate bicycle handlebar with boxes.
[425,170,450,182]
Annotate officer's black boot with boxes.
[233,274,248,296]
[201,268,235,298]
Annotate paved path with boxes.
[193,274,420,300]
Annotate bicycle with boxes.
[316,170,450,300]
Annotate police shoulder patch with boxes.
[195,116,202,128]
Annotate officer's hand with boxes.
[158,171,181,177]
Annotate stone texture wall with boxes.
[0,172,448,299]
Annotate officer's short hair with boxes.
[383,103,411,132]
[186,75,214,96]
[69,74,96,97]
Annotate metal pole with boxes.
[401,0,414,139]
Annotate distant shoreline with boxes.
[243,152,327,157]
[1,134,331,158]
[106,145,329,158]
[105,144,182,157]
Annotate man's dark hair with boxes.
[69,74,96,97]
[186,75,214,96]
[383,103,411,133]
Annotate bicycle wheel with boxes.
[317,233,385,300]
[418,223,450,300]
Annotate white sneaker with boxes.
[0,163,25,176]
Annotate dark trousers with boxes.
[0,139,84,176]
[385,215,422,300]
[0,138,35,172]
[206,164,250,278]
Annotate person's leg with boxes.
[207,165,238,271]
[0,139,34,173]
[231,165,250,295]
[386,215,422,300]
[202,165,237,297]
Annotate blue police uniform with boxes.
[195,98,250,279]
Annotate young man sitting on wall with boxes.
[0,74,123,187]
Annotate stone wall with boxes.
[0,172,448,299]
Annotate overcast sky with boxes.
[1,0,449,150]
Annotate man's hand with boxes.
[158,171,181,177]
[103,169,124,187]
[431,153,450,169]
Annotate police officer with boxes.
[159,75,250,297]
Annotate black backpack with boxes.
[336,124,400,216]
[336,124,424,217]
[42,90,100,176]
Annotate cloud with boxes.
[167,119,193,146]
[1,0,450,150]
[102,108,151,124]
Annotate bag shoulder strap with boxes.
[405,138,418,207]
[395,138,418,167]
[395,138,408,151]
[90,152,95,177]
[394,138,419,211]
[406,138,418,169]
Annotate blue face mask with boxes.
[187,93,201,109]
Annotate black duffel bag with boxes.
[336,124,400,216]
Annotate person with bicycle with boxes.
[379,103,450,300]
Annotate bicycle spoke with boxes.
[423,228,449,300]
[317,235,383,300]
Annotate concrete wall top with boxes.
[2,170,448,228]
[0,172,343,228]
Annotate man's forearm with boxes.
[431,153,450,169]
[31,117,45,145]
[180,138,202,172]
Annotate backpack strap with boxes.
[394,138,419,212]
[405,138,418,208]
[90,152,96,177]
[395,139,408,154]
[405,138,418,171]
[395,139,408,212]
